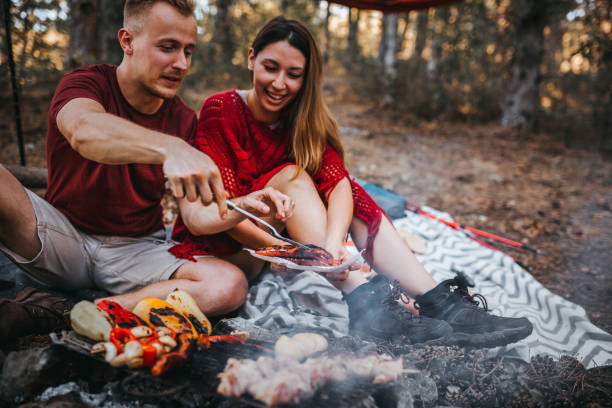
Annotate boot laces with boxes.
[382,280,419,320]
[453,278,488,312]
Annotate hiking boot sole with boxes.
[349,327,452,346]
[445,324,533,348]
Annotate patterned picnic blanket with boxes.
[229,206,612,369]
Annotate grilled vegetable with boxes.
[132,297,197,338]
[97,300,148,328]
[151,333,194,376]
[165,290,212,335]
[70,300,115,341]
[109,327,137,354]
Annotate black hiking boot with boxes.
[0,287,73,345]
[414,273,533,348]
[345,274,453,344]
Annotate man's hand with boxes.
[234,187,294,221]
[163,139,227,217]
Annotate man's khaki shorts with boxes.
[0,189,188,294]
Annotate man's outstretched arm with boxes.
[56,97,227,215]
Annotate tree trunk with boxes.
[378,13,399,107]
[398,12,411,56]
[65,0,123,70]
[280,0,290,14]
[428,7,448,78]
[323,1,330,63]
[378,13,398,73]
[411,10,428,62]
[5,165,47,189]
[345,8,359,68]
[501,1,548,128]
[211,0,235,67]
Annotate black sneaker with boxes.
[414,273,533,347]
[344,275,453,344]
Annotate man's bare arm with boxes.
[56,97,227,214]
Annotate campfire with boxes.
[2,316,610,407]
[27,288,425,407]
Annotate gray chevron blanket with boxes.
[229,206,612,369]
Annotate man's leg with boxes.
[0,166,92,289]
[98,257,248,315]
[0,165,41,259]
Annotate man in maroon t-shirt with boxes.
[0,0,292,317]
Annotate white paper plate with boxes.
[244,248,364,273]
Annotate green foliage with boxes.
[1,0,609,149]
[186,0,326,92]
[0,0,67,88]
[346,0,608,148]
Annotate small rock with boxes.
[0,345,110,404]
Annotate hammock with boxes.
[329,0,460,13]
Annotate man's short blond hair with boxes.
[124,0,196,32]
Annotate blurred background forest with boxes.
[0,0,610,160]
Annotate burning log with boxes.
[4,165,47,189]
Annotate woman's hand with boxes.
[234,187,294,221]
[322,240,360,282]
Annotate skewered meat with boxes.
[217,353,417,406]
[254,244,337,266]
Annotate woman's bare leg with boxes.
[263,166,371,292]
[349,216,437,297]
[265,165,327,246]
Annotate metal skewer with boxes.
[226,199,308,249]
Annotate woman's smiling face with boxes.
[247,40,306,123]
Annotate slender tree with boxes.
[345,7,360,68]
[410,9,428,62]
[323,1,330,63]
[501,0,574,128]
[65,0,123,70]
[378,12,399,106]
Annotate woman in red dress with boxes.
[170,17,533,346]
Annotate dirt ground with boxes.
[1,84,611,335]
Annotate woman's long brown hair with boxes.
[251,16,344,175]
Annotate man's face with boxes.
[130,3,197,100]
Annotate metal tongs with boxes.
[227,199,308,249]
